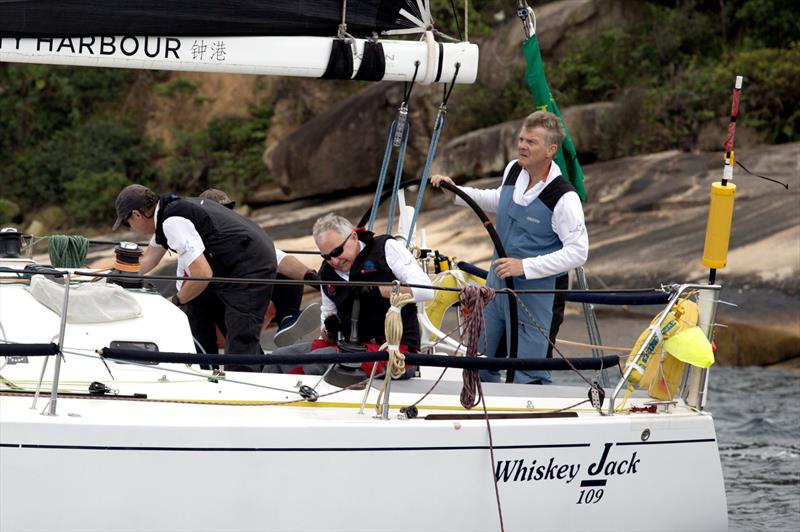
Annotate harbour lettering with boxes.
[36,38,52,52]
[57,38,76,53]
[120,36,139,56]
[79,37,95,54]
[29,36,181,59]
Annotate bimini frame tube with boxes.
[684,286,719,410]
[46,272,71,416]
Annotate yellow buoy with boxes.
[702,181,737,269]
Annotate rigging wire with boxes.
[405,63,461,245]
[480,386,505,532]
[735,159,790,189]
[0,264,671,295]
[448,0,463,41]
[367,61,420,232]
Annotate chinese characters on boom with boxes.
[191,40,226,62]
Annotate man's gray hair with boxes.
[313,213,354,241]
[522,110,566,149]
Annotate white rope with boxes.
[375,289,415,415]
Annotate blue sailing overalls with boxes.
[480,165,568,384]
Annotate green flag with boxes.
[523,34,587,202]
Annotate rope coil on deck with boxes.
[48,235,89,268]
[459,284,495,409]
[375,287,415,415]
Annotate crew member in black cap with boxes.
[113,184,277,363]
[182,188,318,354]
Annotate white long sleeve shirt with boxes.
[152,202,286,290]
[455,160,588,279]
[320,238,434,326]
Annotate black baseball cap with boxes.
[199,188,235,209]
[112,184,157,230]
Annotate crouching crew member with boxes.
[113,184,277,360]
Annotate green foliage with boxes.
[735,0,800,47]
[0,64,133,152]
[154,77,200,98]
[1,117,159,213]
[64,169,131,225]
[722,43,800,143]
[0,198,20,225]
[431,0,510,39]
[447,64,531,135]
[448,0,798,155]
[549,29,641,107]
[546,0,799,154]
[161,104,274,199]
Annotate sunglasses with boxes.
[320,232,352,261]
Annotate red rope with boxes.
[459,285,495,409]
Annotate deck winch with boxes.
[0,227,23,258]
[109,242,144,289]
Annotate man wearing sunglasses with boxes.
[265,213,433,376]
[112,183,277,366]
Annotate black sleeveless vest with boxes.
[154,194,276,280]
[319,231,421,351]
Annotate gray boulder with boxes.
[431,119,523,179]
[266,82,440,199]
[432,101,619,179]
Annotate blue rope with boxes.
[406,109,446,244]
[385,121,411,234]
[367,120,398,231]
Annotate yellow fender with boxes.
[625,298,699,400]
[423,269,485,341]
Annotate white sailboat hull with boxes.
[1,393,727,532]
[0,264,727,531]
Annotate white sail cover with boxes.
[27,276,143,323]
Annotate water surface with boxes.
[708,366,799,532]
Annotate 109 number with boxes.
[577,488,604,504]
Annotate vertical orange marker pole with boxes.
[702,76,743,284]
[690,76,744,410]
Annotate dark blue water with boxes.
[707,366,800,532]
